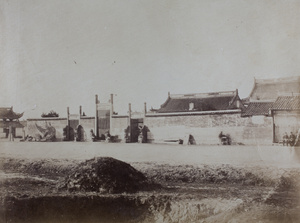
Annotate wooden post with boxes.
[67,107,70,140]
[144,102,147,116]
[110,94,114,115]
[95,95,99,138]
[9,125,13,141]
[8,125,11,141]
[272,110,275,143]
[110,94,113,134]
[128,103,132,142]
[22,128,25,140]
[79,105,82,125]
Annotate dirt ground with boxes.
[0,142,300,223]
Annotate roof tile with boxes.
[271,96,300,110]
[241,102,273,116]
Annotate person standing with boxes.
[283,132,289,146]
[295,129,300,146]
[289,132,296,146]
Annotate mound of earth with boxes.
[62,157,154,194]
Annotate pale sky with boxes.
[1,0,300,119]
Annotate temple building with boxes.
[156,90,243,113]
[0,107,24,140]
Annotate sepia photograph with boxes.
[1,0,300,222]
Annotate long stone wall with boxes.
[144,111,273,145]
[25,111,274,145]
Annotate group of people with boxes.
[90,129,116,142]
[283,131,297,146]
[218,131,231,145]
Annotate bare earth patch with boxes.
[0,156,300,223]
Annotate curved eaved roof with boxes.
[0,107,24,120]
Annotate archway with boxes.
[76,125,85,142]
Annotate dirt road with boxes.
[1,142,300,167]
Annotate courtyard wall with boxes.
[26,118,67,141]
[26,117,95,141]
[144,111,273,145]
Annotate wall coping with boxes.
[171,90,236,99]
[27,118,67,121]
[145,109,242,117]
[112,115,129,118]
[27,116,95,121]
[80,116,95,119]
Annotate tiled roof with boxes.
[241,102,273,117]
[157,91,242,113]
[271,96,300,110]
[249,76,300,101]
[0,107,23,120]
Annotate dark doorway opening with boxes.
[130,118,143,143]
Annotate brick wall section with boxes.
[111,116,129,141]
[144,112,273,145]
[80,117,95,141]
[273,110,300,142]
[26,118,67,141]
[15,128,24,138]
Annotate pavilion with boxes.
[0,107,24,141]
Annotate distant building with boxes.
[157,90,244,113]
[242,76,300,116]
[242,76,300,143]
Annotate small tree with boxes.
[41,110,59,118]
